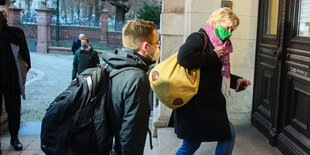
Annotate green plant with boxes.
[136,3,161,28]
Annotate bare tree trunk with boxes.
[87,0,95,24]
[61,0,67,23]
[70,0,74,22]
[25,0,32,20]
[77,1,80,20]
[99,1,105,10]
[88,5,93,24]
[94,0,100,26]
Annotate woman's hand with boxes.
[214,46,225,58]
[236,78,251,92]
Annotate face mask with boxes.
[146,44,160,62]
[214,25,232,41]
[81,44,88,49]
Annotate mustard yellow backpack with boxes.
[149,32,207,109]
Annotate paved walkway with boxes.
[21,52,73,122]
[0,52,158,154]
[1,52,282,155]
[1,52,74,154]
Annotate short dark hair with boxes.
[81,38,89,43]
[0,0,6,5]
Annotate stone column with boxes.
[36,8,53,53]
[100,10,108,44]
[152,0,186,137]
[8,7,22,27]
[152,0,220,137]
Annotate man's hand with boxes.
[236,78,251,92]
[214,46,225,58]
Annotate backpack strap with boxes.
[198,32,208,53]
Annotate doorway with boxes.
[252,0,310,154]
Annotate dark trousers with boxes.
[0,86,21,137]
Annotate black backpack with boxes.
[41,65,131,155]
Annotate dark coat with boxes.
[71,39,81,54]
[0,25,31,99]
[72,46,100,80]
[102,47,152,155]
[174,28,241,142]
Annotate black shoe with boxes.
[10,136,23,151]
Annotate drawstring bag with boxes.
[149,32,207,109]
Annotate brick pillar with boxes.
[36,8,53,53]
[8,7,22,27]
[100,10,108,44]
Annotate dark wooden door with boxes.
[253,0,310,154]
[252,0,284,146]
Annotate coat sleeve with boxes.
[120,74,150,155]
[19,30,31,70]
[71,40,76,53]
[93,51,100,66]
[13,26,31,70]
[177,32,219,69]
[230,74,242,89]
[72,53,78,80]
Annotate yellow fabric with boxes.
[149,52,200,109]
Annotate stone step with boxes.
[157,120,283,155]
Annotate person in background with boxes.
[0,0,31,151]
[72,38,99,80]
[174,7,251,155]
[71,33,85,55]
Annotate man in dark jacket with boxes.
[101,19,160,155]
[0,1,31,151]
[71,33,85,55]
[72,38,99,80]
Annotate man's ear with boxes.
[141,41,148,52]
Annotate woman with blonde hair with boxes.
[174,7,251,155]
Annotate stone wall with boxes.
[226,0,258,120]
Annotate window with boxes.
[298,0,310,37]
[267,0,279,35]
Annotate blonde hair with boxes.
[122,19,157,51]
[207,7,240,31]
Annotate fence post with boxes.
[35,8,53,53]
[100,10,108,44]
[8,7,22,27]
